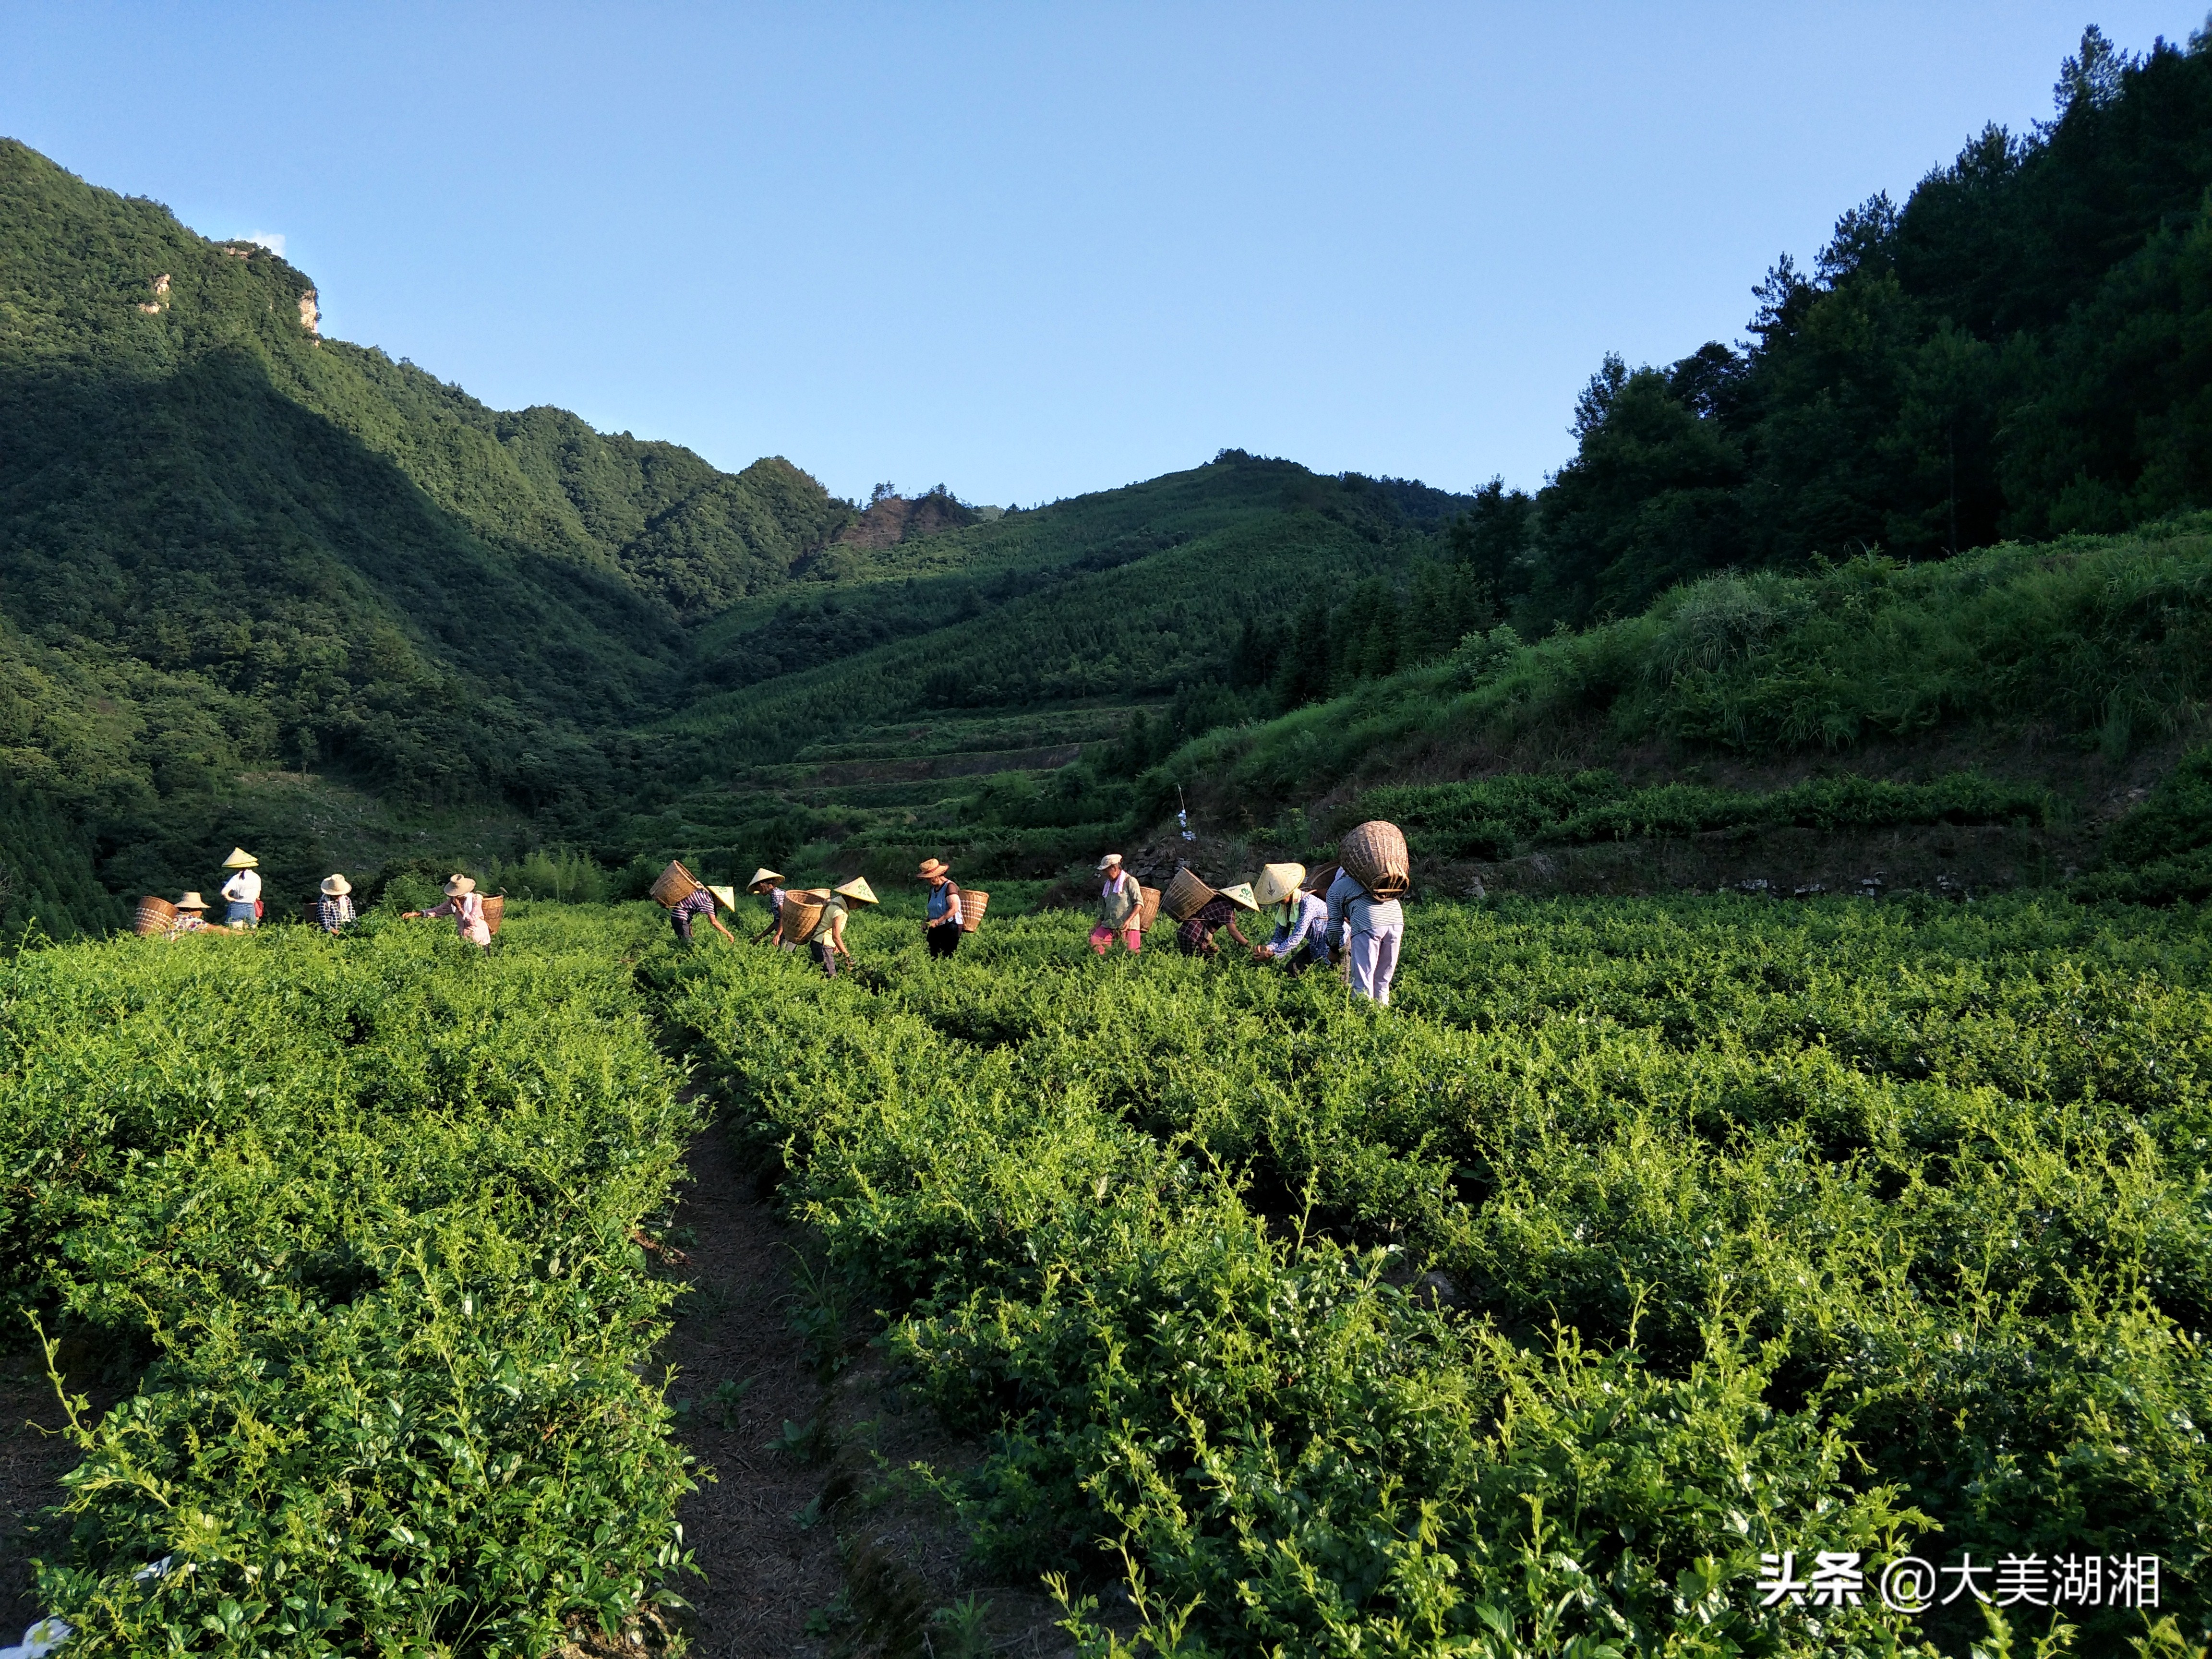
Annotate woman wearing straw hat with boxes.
[747,869,788,945]
[1252,864,1332,974]
[406,874,492,948]
[1175,880,1259,959]
[218,847,262,929]
[316,875,357,934]
[168,892,215,936]
[812,877,877,977]
[670,882,736,946]
[1090,853,1143,957]
[917,858,963,959]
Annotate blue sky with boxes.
[5,3,2200,506]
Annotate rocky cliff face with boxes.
[836,489,978,550]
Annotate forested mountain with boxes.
[9,22,2212,928]
[0,139,861,923]
[1480,25,2212,626]
[0,135,1480,923]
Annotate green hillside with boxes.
[0,139,849,918]
[13,22,2212,925]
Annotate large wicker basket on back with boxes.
[649,860,702,909]
[778,889,830,946]
[482,895,506,936]
[1137,885,1163,932]
[958,889,989,932]
[1161,868,1216,923]
[133,895,178,937]
[1339,821,1411,900]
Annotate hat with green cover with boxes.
[1217,881,1259,912]
[833,877,879,906]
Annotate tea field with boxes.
[673,893,2212,1658]
[1,907,702,1655]
[6,893,2210,1656]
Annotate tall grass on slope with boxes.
[1168,518,2212,813]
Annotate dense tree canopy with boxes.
[1514,25,2212,625]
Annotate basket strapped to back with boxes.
[959,890,989,933]
[778,889,830,945]
[133,895,178,937]
[649,860,702,909]
[1161,868,1215,923]
[1339,821,1411,900]
[1137,885,1163,932]
[483,895,506,936]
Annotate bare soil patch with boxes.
[0,1341,120,1641]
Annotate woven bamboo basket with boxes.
[1339,821,1411,900]
[649,859,702,909]
[1161,868,1215,923]
[1137,885,1163,932]
[958,889,989,933]
[483,895,505,936]
[134,895,178,937]
[778,889,830,946]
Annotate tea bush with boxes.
[674,893,2212,1656]
[0,905,702,1655]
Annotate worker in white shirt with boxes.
[218,846,263,929]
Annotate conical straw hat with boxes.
[706,884,737,909]
[833,877,878,905]
[748,867,783,889]
[1253,863,1306,907]
[221,846,259,868]
[1217,881,1259,912]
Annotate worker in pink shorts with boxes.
[1089,852,1143,955]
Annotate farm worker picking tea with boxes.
[1091,853,1143,956]
[316,874,357,933]
[669,881,735,946]
[1176,880,1259,958]
[218,846,262,928]
[1326,866,1403,1005]
[1253,863,1332,974]
[406,874,492,947]
[812,877,877,977]
[168,891,214,935]
[746,868,788,945]
[918,858,963,958]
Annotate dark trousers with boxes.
[926,922,961,958]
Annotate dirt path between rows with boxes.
[659,1127,845,1656]
[0,1349,73,1640]
[660,1123,1076,1659]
